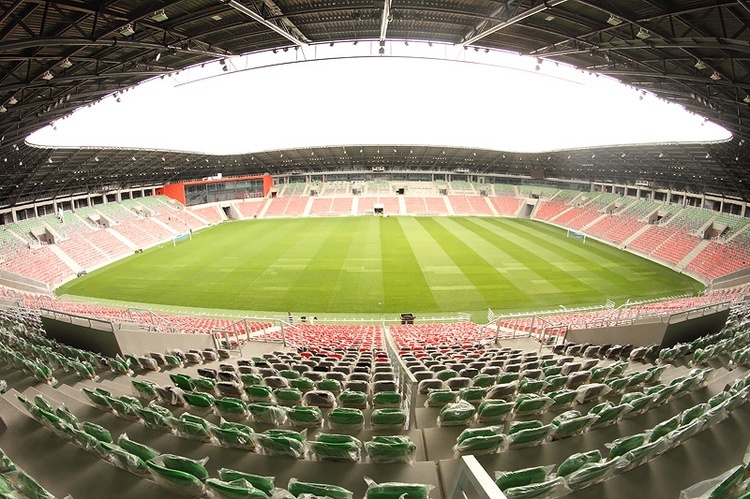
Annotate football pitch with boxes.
[56,217,704,321]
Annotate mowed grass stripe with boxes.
[446,217,575,296]
[380,217,438,311]
[326,217,385,311]
[484,218,702,299]
[483,218,636,289]
[464,217,605,297]
[415,217,528,306]
[396,217,487,310]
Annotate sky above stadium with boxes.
[28,42,731,155]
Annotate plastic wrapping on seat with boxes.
[544,375,569,392]
[622,437,670,469]
[426,389,457,407]
[589,402,632,428]
[155,385,186,407]
[131,379,158,400]
[205,478,270,499]
[458,386,487,404]
[287,405,323,428]
[302,390,336,408]
[118,434,160,462]
[507,424,552,448]
[81,387,112,411]
[372,391,401,408]
[365,435,417,464]
[679,465,747,499]
[338,390,368,409]
[217,381,244,398]
[619,392,655,417]
[288,478,354,499]
[218,469,275,495]
[371,408,407,429]
[211,421,256,451]
[417,378,445,394]
[471,373,496,387]
[495,465,555,491]
[248,402,287,425]
[214,397,249,421]
[317,378,342,394]
[492,370,517,383]
[170,373,195,391]
[476,400,513,423]
[308,433,362,462]
[550,412,598,440]
[134,403,174,431]
[363,479,432,499]
[170,413,214,442]
[274,388,303,407]
[257,429,306,459]
[106,396,141,421]
[517,378,546,394]
[193,376,218,395]
[514,394,554,415]
[564,457,627,491]
[183,392,215,415]
[607,432,650,459]
[106,443,150,477]
[485,382,517,401]
[438,400,476,427]
[454,426,507,455]
[147,458,206,497]
[574,383,610,404]
[566,370,591,388]
[245,384,274,403]
[557,449,602,477]
[329,407,365,431]
[291,376,315,392]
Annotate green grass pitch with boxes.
[56,217,704,321]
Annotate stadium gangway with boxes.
[484,303,609,342]
[447,455,506,499]
[126,307,177,333]
[39,307,115,332]
[383,326,418,430]
[211,317,281,352]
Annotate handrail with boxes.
[447,455,506,499]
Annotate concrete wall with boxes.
[566,307,729,348]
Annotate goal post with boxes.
[566,229,586,243]
[173,231,192,246]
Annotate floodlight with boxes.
[694,60,706,70]
[607,15,623,26]
[120,24,135,36]
[152,9,168,22]
[710,71,721,81]
[41,71,53,80]
[636,28,650,39]
[60,58,72,69]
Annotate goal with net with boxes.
[173,231,192,246]
[566,229,586,243]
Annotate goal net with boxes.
[173,231,192,246]
[566,229,586,243]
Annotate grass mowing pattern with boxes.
[57,217,703,320]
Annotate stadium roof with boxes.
[2,0,750,207]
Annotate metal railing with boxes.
[447,455,506,499]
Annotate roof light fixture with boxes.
[120,24,135,36]
[607,15,623,26]
[152,9,168,22]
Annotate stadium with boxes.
[1,1,750,498]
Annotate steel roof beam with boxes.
[221,0,306,47]
[461,0,570,47]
